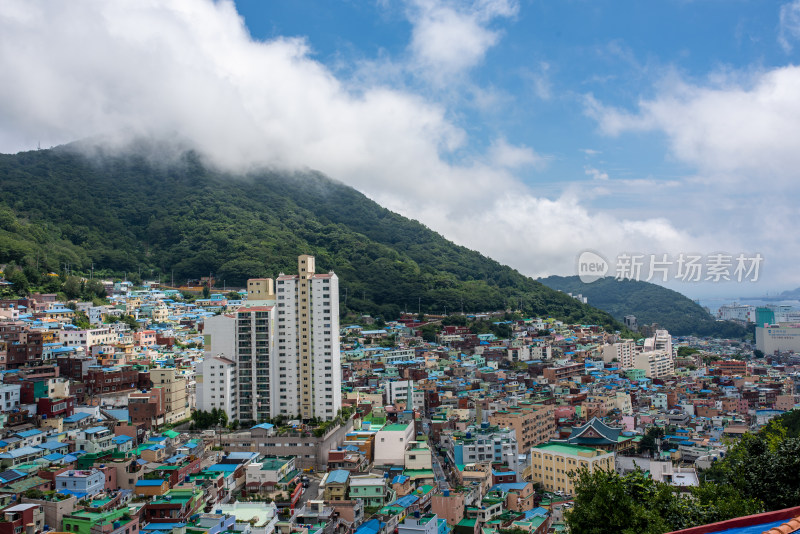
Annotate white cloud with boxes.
[779,0,800,52]
[406,0,518,84]
[584,166,609,181]
[488,138,545,169]
[585,64,800,292]
[0,0,698,283]
[522,61,552,100]
[586,66,800,182]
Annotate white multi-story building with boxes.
[374,421,414,467]
[235,306,276,422]
[603,339,637,368]
[634,350,675,379]
[196,354,237,416]
[60,327,117,350]
[718,303,755,323]
[200,306,275,422]
[385,379,425,411]
[756,325,800,354]
[443,426,521,473]
[644,329,673,355]
[0,383,21,412]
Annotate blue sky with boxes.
[233,0,791,191]
[2,0,800,299]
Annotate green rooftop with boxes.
[534,442,606,456]
[259,457,293,470]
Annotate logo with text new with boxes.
[577,250,608,283]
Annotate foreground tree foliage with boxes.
[703,418,800,511]
[569,411,800,533]
[567,468,762,534]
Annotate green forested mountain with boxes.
[540,275,748,338]
[0,142,621,327]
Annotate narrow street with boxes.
[431,448,449,491]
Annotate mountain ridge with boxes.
[0,141,622,328]
[539,275,749,338]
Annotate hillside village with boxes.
[0,256,798,534]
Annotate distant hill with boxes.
[539,275,748,338]
[0,141,622,328]
[741,287,800,301]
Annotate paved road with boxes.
[431,450,449,491]
[297,476,322,508]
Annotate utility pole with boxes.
[91,263,94,280]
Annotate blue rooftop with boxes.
[354,519,385,534]
[38,441,68,450]
[206,463,238,472]
[327,469,350,484]
[388,494,419,508]
[136,480,167,486]
[490,482,529,492]
[0,446,44,459]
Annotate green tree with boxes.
[82,279,106,300]
[753,349,764,359]
[120,314,140,331]
[638,426,665,454]
[703,428,800,511]
[566,468,671,534]
[568,467,761,534]
[5,267,29,295]
[419,323,438,342]
[63,276,82,299]
[73,311,91,330]
[202,285,211,299]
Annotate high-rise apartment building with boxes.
[199,255,341,422]
[272,255,341,420]
[233,306,276,421]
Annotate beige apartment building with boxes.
[634,350,675,379]
[488,403,555,451]
[529,442,615,494]
[151,367,188,424]
[602,339,637,368]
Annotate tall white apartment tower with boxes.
[273,255,341,421]
[242,255,341,421]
